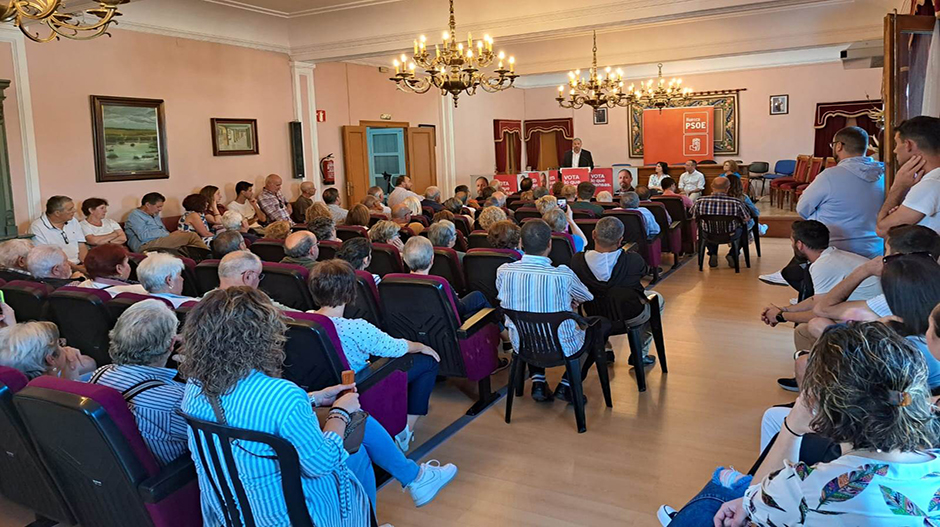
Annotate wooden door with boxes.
[406,127,437,195]
[342,126,370,206]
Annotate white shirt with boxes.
[29,215,85,264]
[571,150,581,168]
[584,249,621,282]
[80,218,121,238]
[866,293,892,317]
[226,200,260,227]
[809,246,882,301]
[678,170,706,194]
[75,279,148,297]
[387,187,420,209]
[150,292,196,308]
[902,167,940,232]
[648,174,664,190]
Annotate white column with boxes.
[439,95,457,198]
[290,61,319,184]
[0,28,40,221]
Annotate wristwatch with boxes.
[776,311,787,324]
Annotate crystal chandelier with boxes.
[1,0,128,43]
[388,0,518,107]
[635,63,694,111]
[557,31,636,110]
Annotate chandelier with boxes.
[635,63,693,111]
[388,0,518,107]
[1,0,127,43]
[557,31,636,110]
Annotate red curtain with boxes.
[910,0,937,15]
[524,118,573,170]
[493,120,522,174]
[813,100,883,157]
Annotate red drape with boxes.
[813,100,883,157]
[493,120,522,174]
[524,118,573,170]
[910,0,938,15]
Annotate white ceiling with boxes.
[202,0,403,17]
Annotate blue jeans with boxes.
[457,290,490,320]
[346,416,421,508]
[669,467,752,527]
[407,353,440,415]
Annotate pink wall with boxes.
[19,29,294,226]
[452,87,526,178]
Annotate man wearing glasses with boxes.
[29,196,87,271]
[211,250,289,310]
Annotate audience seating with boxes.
[793,157,836,209]
[463,248,520,306]
[175,256,201,298]
[194,259,221,294]
[249,238,286,262]
[696,215,752,273]
[770,155,810,208]
[282,313,409,436]
[126,252,147,281]
[604,210,662,282]
[0,366,76,526]
[367,243,405,277]
[467,230,490,249]
[782,156,824,210]
[259,262,316,311]
[411,216,429,228]
[345,270,385,329]
[746,161,770,199]
[575,219,599,251]
[651,196,696,255]
[422,206,435,219]
[513,207,541,221]
[336,225,368,241]
[106,292,175,321]
[641,201,682,268]
[47,286,115,367]
[160,215,181,233]
[14,377,202,527]
[502,309,611,433]
[571,210,596,220]
[316,239,342,261]
[507,200,532,211]
[429,247,467,294]
[1,280,54,322]
[549,233,575,267]
[379,274,501,415]
[0,269,33,284]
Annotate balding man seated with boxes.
[402,237,490,319]
[0,238,34,281]
[392,204,423,235]
[215,250,290,310]
[29,195,86,270]
[136,252,195,308]
[291,181,317,224]
[281,231,319,273]
[210,230,246,259]
[257,174,292,224]
[690,176,752,268]
[26,245,77,288]
[422,186,444,213]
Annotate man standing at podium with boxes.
[562,138,594,170]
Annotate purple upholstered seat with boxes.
[260,262,315,311]
[0,280,54,321]
[48,286,115,366]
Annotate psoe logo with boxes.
[683,111,709,134]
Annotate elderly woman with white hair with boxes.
[478,206,507,231]
[0,320,96,380]
[427,220,464,263]
[136,252,194,308]
[542,207,588,253]
[0,238,34,281]
[596,191,613,203]
[89,300,188,466]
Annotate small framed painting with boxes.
[770,95,789,115]
[91,95,169,182]
[593,107,608,125]
[211,118,259,156]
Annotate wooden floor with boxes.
[0,239,801,527]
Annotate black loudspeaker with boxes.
[289,121,305,179]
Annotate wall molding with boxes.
[203,0,404,19]
[290,62,320,185]
[118,20,291,54]
[439,96,457,199]
[0,27,40,221]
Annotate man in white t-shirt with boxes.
[226,181,266,228]
[877,116,940,236]
[678,160,706,202]
[28,195,86,268]
[387,175,420,209]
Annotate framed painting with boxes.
[593,107,608,125]
[770,94,789,115]
[212,118,259,156]
[91,96,169,182]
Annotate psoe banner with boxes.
[643,106,714,165]
[589,168,614,196]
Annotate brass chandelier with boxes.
[636,63,694,111]
[389,0,518,107]
[1,0,127,43]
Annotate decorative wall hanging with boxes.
[212,118,259,156]
[770,94,789,115]
[91,95,169,182]
[627,90,741,158]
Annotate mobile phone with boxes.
[0,289,5,304]
[557,198,567,210]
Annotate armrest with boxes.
[457,307,498,339]
[669,221,681,230]
[138,454,197,503]
[355,354,413,392]
[622,242,637,253]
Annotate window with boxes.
[367,128,406,193]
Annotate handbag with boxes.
[341,410,368,454]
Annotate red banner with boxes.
[518,171,559,189]
[493,173,519,193]
[643,106,714,165]
[560,168,590,186]
[589,168,614,196]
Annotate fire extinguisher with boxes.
[320,153,335,185]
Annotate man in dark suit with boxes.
[562,138,594,169]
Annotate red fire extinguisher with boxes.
[320,153,335,185]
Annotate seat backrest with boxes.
[793,154,812,183]
[571,209,596,220]
[514,207,541,221]
[462,248,520,305]
[0,269,35,284]
[502,309,579,367]
[345,270,385,329]
[367,243,405,277]
[14,377,162,527]
[774,159,797,175]
[429,247,466,294]
[575,219,599,251]
[379,274,465,377]
[281,315,348,392]
[48,286,115,367]
[421,206,435,219]
[549,233,575,267]
[0,280,53,322]
[747,161,770,175]
[651,196,688,222]
[508,200,533,211]
[452,215,472,237]
[107,293,175,322]
[368,214,385,227]
[825,157,837,169]
[183,413,314,527]
[316,239,342,261]
[697,214,743,238]
[194,259,221,295]
[249,239,286,262]
[807,156,824,183]
[335,225,368,241]
[177,256,201,298]
[604,210,651,254]
[641,201,671,235]
[467,231,491,249]
[260,262,316,311]
[0,367,75,524]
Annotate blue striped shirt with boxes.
[181,370,371,527]
[496,254,593,356]
[90,364,188,467]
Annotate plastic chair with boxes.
[0,366,76,526]
[430,247,467,295]
[380,274,501,415]
[0,280,53,322]
[367,243,405,277]
[259,262,316,311]
[249,239,286,262]
[463,248,521,306]
[746,161,770,199]
[502,309,612,433]
[336,225,368,241]
[14,377,202,527]
[315,239,342,261]
[344,270,385,329]
[47,286,115,367]
[696,215,751,273]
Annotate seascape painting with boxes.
[91,96,169,182]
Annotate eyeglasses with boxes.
[830,141,844,149]
[883,251,935,264]
[60,230,69,245]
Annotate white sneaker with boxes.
[657,505,677,526]
[759,223,769,236]
[407,460,458,507]
[394,426,414,453]
[758,270,788,286]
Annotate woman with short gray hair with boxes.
[136,252,193,307]
[0,321,95,380]
[427,220,465,263]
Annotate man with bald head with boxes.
[280,230,319,273]
[291,181,317,224]
[258,174,292,225]
[691,176,752,268]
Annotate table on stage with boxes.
[635,163,750,196]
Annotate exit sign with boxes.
[316,110,327,122]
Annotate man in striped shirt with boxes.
[691,176,751,268]
[91,299,188,466]
[497,219,608,403]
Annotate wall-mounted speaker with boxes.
[289,121,305,179]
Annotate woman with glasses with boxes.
[0,320,96,381]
